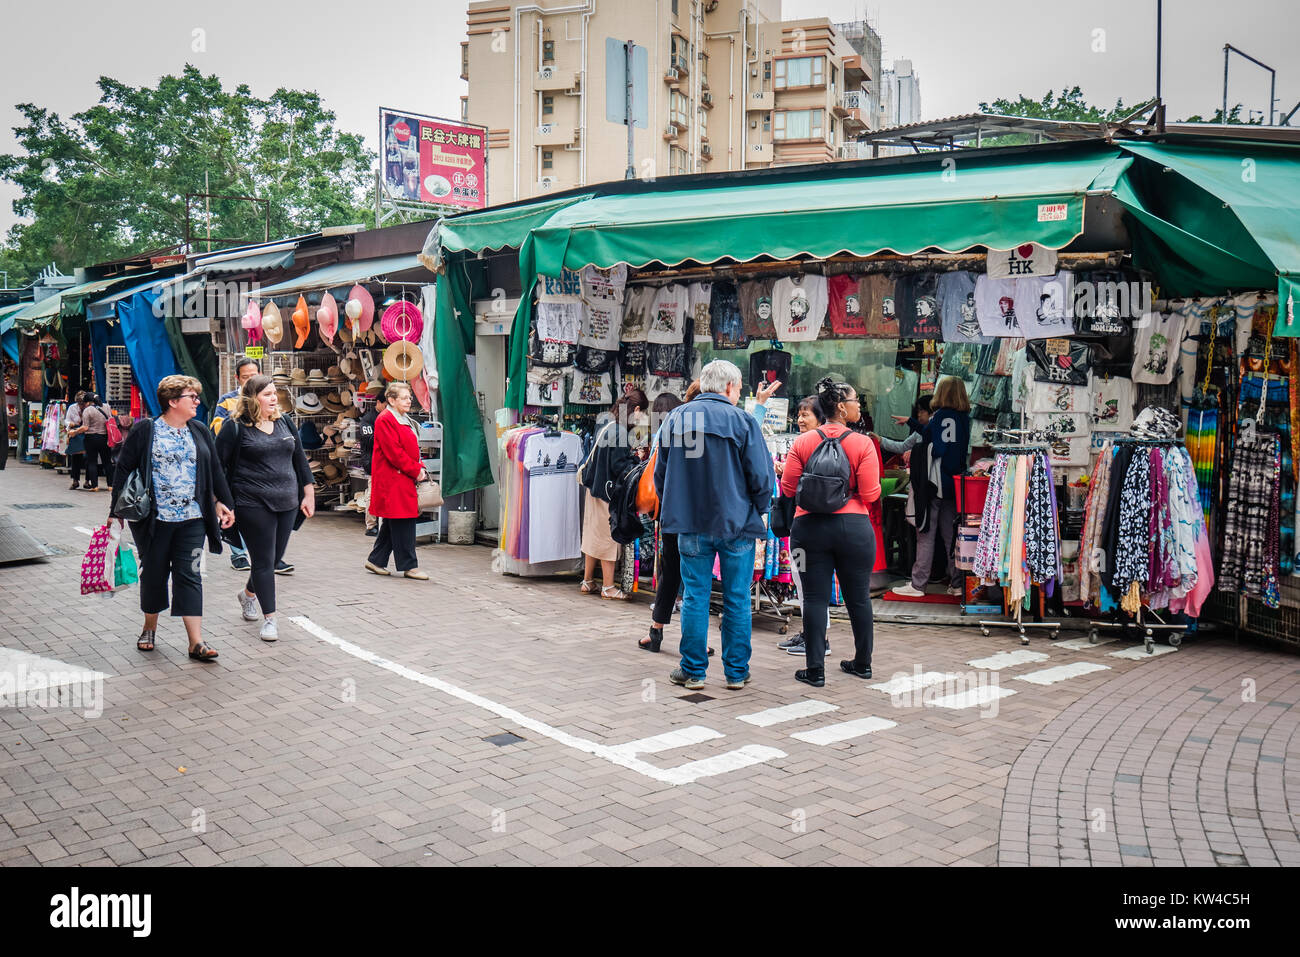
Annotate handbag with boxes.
[770,493,796,538]
[417,478,443,511]
[80,523,116,595]
[111,419,154,522]
[635,446,660,516]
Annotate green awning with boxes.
[529,148,1130,275]
[11,276,132,330]
[252,254,431,298]
[420,194,596,271]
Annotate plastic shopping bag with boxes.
[79,523,116,595]
[113,541,139,588]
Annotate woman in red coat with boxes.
[365,382,429,580]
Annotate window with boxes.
[669,91,689,128]
[763,60,771,82]
[698,106,708,137]
[762,114,771,133]
[460,96,469,123]
[460,42,469,79]
[672,0,678,16]
[542,40,555,63]
[670,35,690,72]
[830,64,838,93]
[773,108,824,140]
[773,56,825,89]
[542,95,554,116]
[542,150,553,170]
[669,146,690,175]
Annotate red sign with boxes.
[381,108,487,211]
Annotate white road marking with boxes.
[868,671,964,695]
[609,725,723,757]
[1013,662,1112,685]
[73,526,93,536]
[791,716,897,746]
[931,686,1017,709]
[1108,643,1179,660]
[1052,636,1118,650]
[0,647,109,689]
[288,615,784,786]
[967,650,1050,670]
[736,699,839,727]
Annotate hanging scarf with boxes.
[1219,431,1281,600]
[1024,453,1059,590]
[974,453,1008,583]
[1111,447,1152,601]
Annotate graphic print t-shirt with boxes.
[568,371,613,406]
[1074,270,1146,337]
[974,275,1021,337]
[859,274,900,338]
[687,282,713,340]
[620,286,653,342]
[1091,375,1135,431]
[1028,339,1092,386]
[1131,311,1185,385]
[1013,272,1076,339]
[536,268,583,302]
[739,279,777,339]
[578,300,622,351]
[772,275,827,341]
[828,273,868,336]
[895,274,941,340]
[1027,381,1093,415]
[709,281,749,350]
[535,300,582,344]
[937,271,990,345]
[580,264,627,304]
[986,243,1059,279]
[647,284,690,344]
[749,349,792,399]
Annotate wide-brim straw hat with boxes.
[382,340,424,380]
[261,302,284,345]
[275,388,293,416]
[322,392,347,414]
[364,378,385,396]
[289,367,308,386]
[295,392,324,415]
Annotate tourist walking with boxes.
[110,375,236,661]
[215,374,315,642]
[357,391,388,537]
[80,395,114,491]
[365,381,429,580]
[211,356,261,571]
[654,360,774,690]
[579,389,648,601]
[777,395,833,658]
[65,391,91,489]
[780,377,881,686]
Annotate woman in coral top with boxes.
[779,377,881,687]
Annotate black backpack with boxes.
[608,460,649,545]
[796,428,853,513]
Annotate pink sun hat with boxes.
[317,293,339,345]
[346,285,375,332]
[242,300,263,345]
[380,300,423,344]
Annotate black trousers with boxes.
[133,518,205,617]
[791,512,876,672]
[236,504,296,615]
[369,517,417,572]
[84,433,112,488]
[651,531,681,626]
[68,453,85,484]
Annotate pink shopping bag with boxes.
[80,523,117,595]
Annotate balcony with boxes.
[663,125,681,142]
[746,90,773,111]
[534,69,580,92]
[671,54,690,76]
[535,124,577,146]
[840,90,868,133]
[701,90,714,109]
[664,65,683,85]
[748,141,773,163]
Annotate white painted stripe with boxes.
[1013,662,1112,685]
[931,686,1016,709]
[0,647,109,689]
[736,699,839,727]
[665,745,789,780]
[791,716,898,745]
[967,650,1050,670]
[1108,643,1179,660]
[288,616,784,786]
[868,671,963,696]
[1052,636,1118,650]
[609,725,723,757]
[73,526,93,536]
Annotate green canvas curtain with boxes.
[433,264,494,495]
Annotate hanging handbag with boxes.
[416,477,443,511]
[111,419,155,522]
[770,493,796,538]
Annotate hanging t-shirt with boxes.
[1028,381,1093,415]
[1028,338,1092,385]
[937,343,982,383]
[687,282,713,341]
[986,243,1058,279]
[578,300,623,351]
[1091,375,1135,431]
[646,342,689,378]
[873,368,919,440]
[772,275,828,341]
[1030,411,1090,440]
[749,349,792,399]
[618,339,647,376]
[620,286,653,342]
[739,279,777,339]
[1009,347,1031,414]
[525,368,566,406]
[535,300,582,344]
[646,375,687,404]
[1013,271,1076,339]
[569,371,613,406]
[828,274,868,336]
[574,345,617,375]
[1046,435,1091,468]
[529,329,576,367]
[974,275,1022,337]
[971,374,1011,420]
[895,274,942,340]
[1131,311,1185,385]
[536,268,583,302]
[581,264,627,304]
[647,284,690,343]
[709,281,748,350]
[523,430,583,564]
[1074,270,1146,337]
[856,274,898,339]
[937,271,989,345]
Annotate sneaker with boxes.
[237,590,259,622]
[839,660,872,679]
[274,560,294,575]
[795,668,825,687]
[946,585,964,597]
[777,631,804,650]
[787,637,829,657]
[668,668,705,691]
[725,672,751,690]
[259,618,278,642]
[890,583,927,598]
[231,555,251,571]
[365,527,378,537]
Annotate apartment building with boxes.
[461,0,880,205]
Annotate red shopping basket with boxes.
[954,475,990,516]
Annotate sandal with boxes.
[187,642,219,662]
[579,579,598,595]
[639,627,663,652]
[601,586,628,601]
[136,630,155,652]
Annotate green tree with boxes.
[0,65,374,285]
[1179,103,1261,124]
[976,87,1135,146]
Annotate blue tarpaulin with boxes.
[117,289,188,417]
[87,316,124,412]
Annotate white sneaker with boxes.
[946,585,965,596]
[259,618,278,642]
[891,583,927,598]
[238,589,259,621]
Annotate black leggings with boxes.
[791,512,876,672]
[133,518,206,617]
[84,434,112,488]
[236,505,296,615]
[652,531,681,626]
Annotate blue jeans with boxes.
[677,533,755,682]
[228,533,247,562]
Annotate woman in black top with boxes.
[215,374,315,642]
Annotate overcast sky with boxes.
[2,0,1295,237]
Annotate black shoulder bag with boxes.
[111,418,155,522]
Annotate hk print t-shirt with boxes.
[536,268,583,302]
[828,273,868,336]
[581,264,627,304]
[986,243,1058,279]
[748,349,792,399]
[937,271,990,345]
[772,275,827,341]
[647,284,690,344]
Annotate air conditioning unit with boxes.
[702,92,713,106]
[750,119,758,129]
[537,123,553,135]
[539,66,554,79]
[539,176,557,190]
[750,67,758,77]
[701,144,712,157]
[666,66,680,80]
[664,125,678,137]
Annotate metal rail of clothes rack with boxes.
[1085,434,1191,654]
[976,427,1071,644]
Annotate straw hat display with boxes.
[295,392,324,415]
[382,340,423,380]
[346,284,375,333]
[326,365,345,383]
[272,369,291,386]
[289,368,309,387]
[338,320,354,345]
[317,293,339,345]
[322,391,347,414]
[292,295,312,349]
[262,302,284,346]
[306,368,328,386]
[275,388,293,416]
[380,300,423,343]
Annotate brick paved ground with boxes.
[0,461,1296,866]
